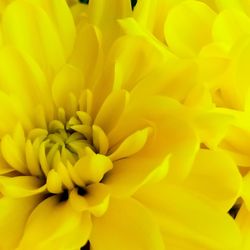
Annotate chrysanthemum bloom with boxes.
[0,0,243,249]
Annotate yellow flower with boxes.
[0,0,243,249]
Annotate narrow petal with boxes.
[90,197,165,250]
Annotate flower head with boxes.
[0,0,244,249]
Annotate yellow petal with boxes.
[108,127,150,161]
[94,90,129,134]
[194,108,235,148]
[52,64,84,117]
[0,176,46,198]
[90,197,165,250]
[103,154,170,197]
[165,0,216,57]
[2,0,65,75]
[0,195,42,250]
[182,149,242,211]
[36,0,76,59]
[74,153,113,184]
[236,204,250,250]
[1,134,28,174]
[107,35,168,92]
[213,9,250,49]
[69,183,110,217]
[242,171,250,210]
[135,182,242,250]
[18,196,91,249]
[88,0,132,49]
[46,169,64,194]
[70,23,103,89]
[0,47,53,120]
[92,125,109,155]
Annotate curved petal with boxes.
[69,183,110,217]
[182,149,242,211]
[52,64,84,117]
[108,127,150,161]
[90,197,165,250]
[18,195,92,249]
[94,90,129,134]
[36,0,76,59]
[103,154,170,197]
[165,0,216,57]
[212,9,250,49]
[70,23,103,90]
[135,182,242,250]
[2,0,65,75]
[0,176,46,198]
[0,195,42,250]
[0,47,53,120]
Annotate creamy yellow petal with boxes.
[90,197,165,250]
[165,0,216,57]
[135,182,242,250]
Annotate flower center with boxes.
[1,107,113,196]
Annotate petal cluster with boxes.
[0,0,247,250]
